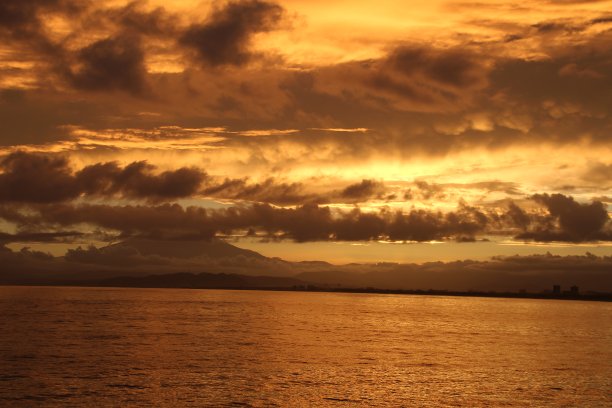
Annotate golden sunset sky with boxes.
[0,0,611,265]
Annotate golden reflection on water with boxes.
[0,287,610,406]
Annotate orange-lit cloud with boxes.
[0,0,611,265]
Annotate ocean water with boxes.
[0,286,610,407]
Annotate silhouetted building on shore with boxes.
[553,285,580,296]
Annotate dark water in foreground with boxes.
[0,286,610,407]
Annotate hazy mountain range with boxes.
[1,238,610,292]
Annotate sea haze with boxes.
[0,286,610,406]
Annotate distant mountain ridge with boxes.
[105,237,266,260]
[2,238,611,293]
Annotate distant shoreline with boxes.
[288,286,612,302]
[2,282,611,302]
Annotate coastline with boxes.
[2,283,611,302]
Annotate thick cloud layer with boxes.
[1,152,524,206]
[0,152,609,243]
[0,202,483,242]
[0,153,390,205]
[0,0,610,155]
[0,152,206,202]
[1,194,608,243]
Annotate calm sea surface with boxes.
[0,286,610,407]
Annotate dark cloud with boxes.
[76,161,206,200]
[202,177,316,205]
[0,0,84,54]
[387,204,488,242]
[107,1,175,37]
[229,203,335,242]
[202,177,392,205]
[517,194,611,242]
[537,194,610,239]
[334,209,386,241]
[505,202,531,230]
[294,44,490,118]
[0,152,80,203]
[590,15,612,25]
[68,33,148,94]
[0,0,50,34]
[231,202,488,242]
[0,152,206,203]
[492,52,610,110]
[388,45,487,89]
[179,0,284,67]
[341,179,385,200]
[23,203,217,241]
[0,201,491,243]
